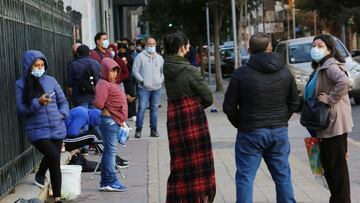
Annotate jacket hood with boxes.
[88,108,101,126]
[247,52,284,73]
[100,58,122,84]
[22,50,48,77]
[164,55,189,79]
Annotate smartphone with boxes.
[45,92,55,99]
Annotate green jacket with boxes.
[163,55,213,108]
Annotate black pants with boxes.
[124,76,137,118]
[64,128,103,152]
[33,139,63,198]
[320,134,351,203]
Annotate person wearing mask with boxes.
[132,37,164,138]
[89,32,112,64]
[93,58,128,192]
[223,32,299,203]
[128,42,139,59]
[163,32,216,203]
[15,50,69,203]
[304,34,353,203]
[135,40,143,54]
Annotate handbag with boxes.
[304,137,323,175]
[300,99,330,130]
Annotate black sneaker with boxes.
[134,128,142,138]
[150,129,159,137]
[34,173,47,188]
[80,148,89,156]
[116,155,129,165]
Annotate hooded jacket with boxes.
[93,58,128,125]
[132,50,164,91]
[223,52,299,130]
[15,50,69,143]
[164,55,213,108]
[65,106,101,137]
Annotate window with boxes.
[288,43,312,64]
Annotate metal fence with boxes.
[0,0,75,198]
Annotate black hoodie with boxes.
[223,52,299,130]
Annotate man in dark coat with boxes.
[223,32,299,203]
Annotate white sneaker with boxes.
[130,116,136,122]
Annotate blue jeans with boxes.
[235,127,296,203]
[136,87,161,130]
[99,116,120,186]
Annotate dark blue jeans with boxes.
[235,127,296,203]
[135,87,161,130]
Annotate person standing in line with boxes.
[163,32,216,203]
[15,50,69,203]
[93,58,128,192]
[305,34,353,203]
[223,32,299,203]
[132,37,164,138]
[89,32,112,64]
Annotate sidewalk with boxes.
[73,87,360,203]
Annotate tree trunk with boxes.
[213,6,224,92]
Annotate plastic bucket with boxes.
[60,165,82,200]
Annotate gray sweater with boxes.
[132,50,164,91]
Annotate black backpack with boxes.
[77,61,97,95]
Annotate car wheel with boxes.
[354,96,360,105]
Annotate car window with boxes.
[289,43,312,64]
[275,43,287,63]
[221,49,233,58]
[335,40,349,58]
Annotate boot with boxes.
[134,128,142,138]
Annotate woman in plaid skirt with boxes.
[163,32,216,203]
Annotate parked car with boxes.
[220,46,250,76]
[274,36,360,104]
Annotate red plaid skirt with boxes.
[166,97,216,203]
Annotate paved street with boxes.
[70,85,360,203]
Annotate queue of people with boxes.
[14,31,354,203]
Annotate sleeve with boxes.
[93,81,108,109]
[115,57,129,81]
[92,61,101,83]
[287,72,300,119]
[132,55,144,83]
[15,81,43,115]
[66,110,88,136]
[189,68,213,108]
[160,58,164,84]
[325,64,350,106]
[54,79,69,118]
[223,74,240,128]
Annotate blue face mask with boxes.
[102,40,110,49]
[31,68,45,78]
[310,47,326,62]
[146,46,156,54]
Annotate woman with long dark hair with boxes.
[163,32,216,203]
[304,34,353,202]
[15,50,69,203]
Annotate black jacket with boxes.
[223,52,299,130]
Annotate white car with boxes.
[274,36,360,104]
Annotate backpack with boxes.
[77,60,97,95]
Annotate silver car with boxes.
[274,36,360,104]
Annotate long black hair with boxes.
[163,32,189,56]
[311,34,345,69]
[24,66,45,106]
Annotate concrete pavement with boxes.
[73,88,360,203]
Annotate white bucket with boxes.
[60,165,82,200]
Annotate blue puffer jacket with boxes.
[15,50,69,143]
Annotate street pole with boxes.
[231,0,239,69]
[313,10,317,35]
[292,0,296,39]
[206,4,211,85]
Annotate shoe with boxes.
[116,155,129,164]
[80,148,89,156]
[99,182,128,192]
[134,128,142,138]
[150,129,159,137]
[34,173,47,188]
[117,162,129,169]
[130,116,136,122]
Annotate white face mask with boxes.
[310,47,326,62]
[101,40,110,49]
[146,46,156,54]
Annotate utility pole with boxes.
[231,0,238,69]
[206,4,211,85]
[292,0,296,39]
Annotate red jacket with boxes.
[93,58,128,125]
